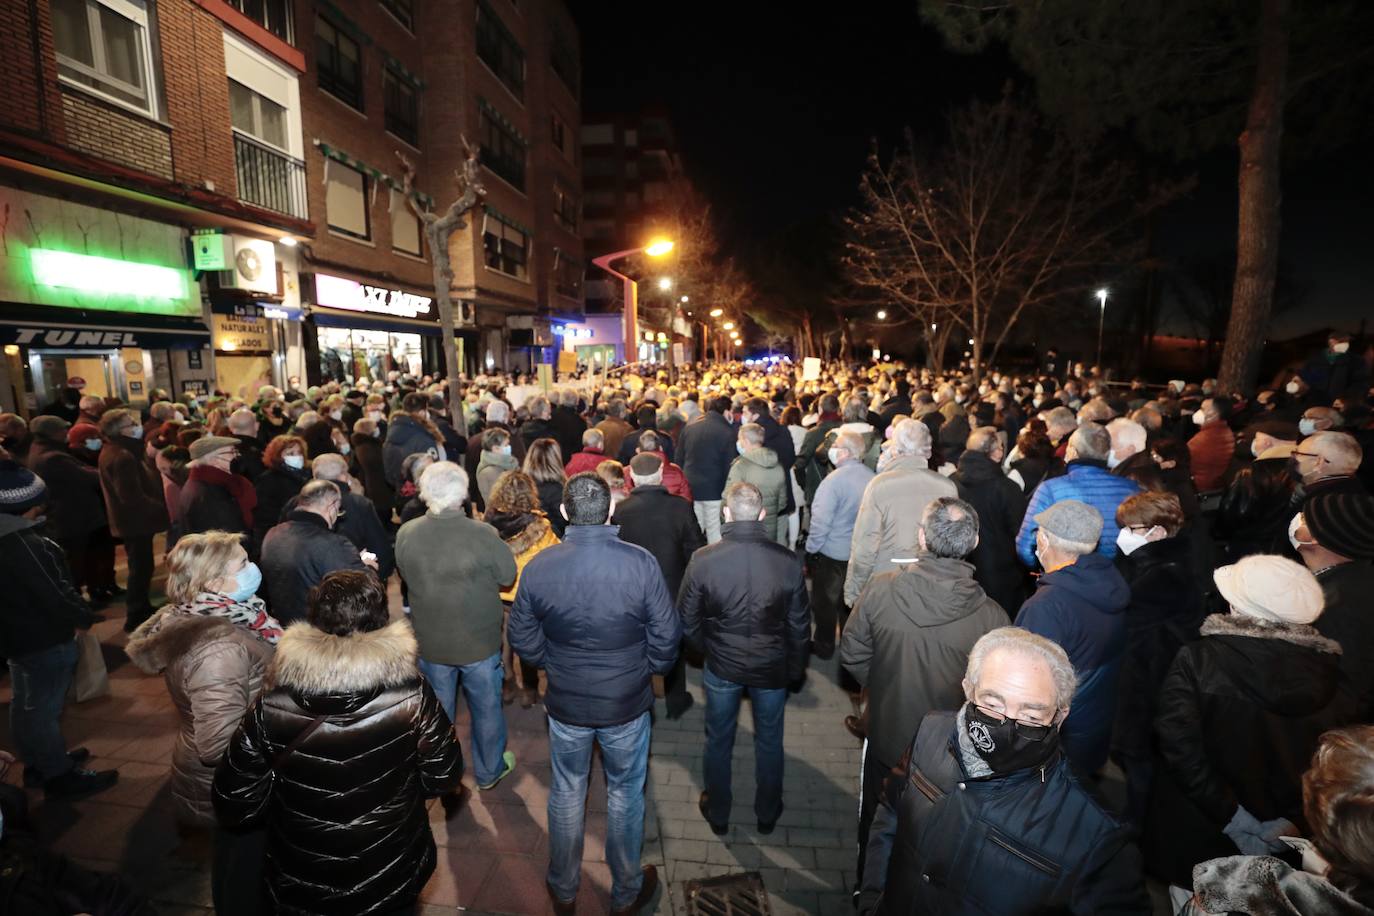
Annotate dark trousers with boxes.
[664,653,690,715]
[58,528,116,593]
[856,742,893,898]
[702,666,786,827]
[8,639,79,780]
[811,554,849,649]
[123,535,156,629]
[212,825,267,915]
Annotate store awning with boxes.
[0,320,210,350]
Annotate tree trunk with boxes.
[1218,0,1288,395]
[426,227,465,429]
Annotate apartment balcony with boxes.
[233,132,307,219]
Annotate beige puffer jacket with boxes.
[126,608,273,826]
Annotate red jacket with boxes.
[1188,420,1235,492]
[625,450,693,502]
[564,448,607,478]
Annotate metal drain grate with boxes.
[683,871,773,916]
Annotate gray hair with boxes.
[149,401,178,422]
[890,418,932,457]
[739,423,765,448]
[527,395,551,419]
[353,417,377,438]
[965,426,1000,457]
[724,481,763,520]
[1077,397,1114,425]
[419,461,468,513]
[1107,418,1147,456]
[1309,431,1363,474]
[922,496,979,559]
[582,427,604,449]
[630,466,663,487]
[1041,527,1097,557]
[312,453,348,481]
[227,408,257,435]
[485,400,510,424]
[1068,423,1111,462]
[636,430,660,452]
[298,479,342,511]
[966,627,1078,712]
[557,389,579,408]
[295,410,321,429]
[1043,407,1077,437]
[841,396,868,423]
[833,430,865,459]
[99,407,140,437]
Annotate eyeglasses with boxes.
[974,704,1055,741]
[1292,451,1320,459]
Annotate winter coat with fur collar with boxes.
[1144,613,1362,888]
[126,607,273,827]
[212,618,462,915]
[1185,854,1374,916]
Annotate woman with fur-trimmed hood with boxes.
[484,469,559,708]
[212,570,462,915]
[1144,554,1362,890]
[125,531,280,913]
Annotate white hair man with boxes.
[857,627,1148,915]
[843,419,957,607]
[1295,431,1366,505]
[395,461,518,790]
[806,430,875,658]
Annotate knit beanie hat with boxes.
[1214,554,1324,626]
[1305,493,1374,561]
[0,460,47,514]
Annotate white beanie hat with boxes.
[1213,554,1324,626]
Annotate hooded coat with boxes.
[475,449,519,506]
[840,555,1007,768]
[1145,613,1360,888]
[212,619,462,915]
[126,605,273,826]
[723,446,789,544]
[1015,553,1131,775]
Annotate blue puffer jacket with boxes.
[1015,553,1131,775]
[1015,461,1142,566]
[508,525,681,728]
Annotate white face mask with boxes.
[367,411,383,421]
[1116,526,1155,556]
[1333,342,1351,354]
[330,410,343,421]
[1289,512,1317,551]
[1286,380,1301,395]
[1251,437,1266,459]
[1106,449,1122,470]
[1298,418,1318,436]
[339,443,351,456]
[1031,397,1043,408]
[1192,409,1207,426]
[284,454,305,470]
[85,438,102,451]
[827,447,843,465]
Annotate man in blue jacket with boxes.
[1015,423,1141,566]
[1014,499,1130,776]
[509,472,680,916]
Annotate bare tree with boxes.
[398,142,485,429]
[844,97,1171,380]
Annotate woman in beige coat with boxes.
[126,530,280,914]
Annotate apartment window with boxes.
[50,0,157,116]
[550,114,565,153]
[478,108,525,192]
[225,0,293,43]
[326,162,370,239]
[315,17,361,110]
[383,67,418,146]
[228,80,287,149]
[379,0,412,30]
[475,1,524,100]
[483,218,527,279]
[553,185,577,232]
[391,202,422,256]
[554,253,581,298]
[549,27,579,96]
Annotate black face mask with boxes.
[964,703,1060,774]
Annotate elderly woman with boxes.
[1145,555,1362,890]
[1111,490,1205,826]
[475,427,518,506]
[126,531,279,914]
[484,469,560,708]
[252,435,309,546]
[213,570,462,914]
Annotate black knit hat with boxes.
[0,460,47,514]
[1306,493,1374,560]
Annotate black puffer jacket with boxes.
[212,618,462,915]
[678,520,811,688]
[950,449,1027,615]
[614,485,705,597]
[260,511,366,624]
[252,464,310,545]
[0,514,93,659]
[1145,613,1361,887]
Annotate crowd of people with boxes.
[1,327,1372,914]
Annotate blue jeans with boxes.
[547,712,651,909]
[702,665,787,826]
[9,639,79,780]
[419,653,508,786]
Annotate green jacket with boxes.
[795,417,841,504]
[395,507,517,665]
[725,447,789,545]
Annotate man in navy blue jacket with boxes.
[677,396,738,544]
[509,472,680,916]
[1014,499,1130,776]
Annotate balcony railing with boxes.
[233,132,308,219]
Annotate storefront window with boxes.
[317,327,422,383]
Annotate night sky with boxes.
[574,4,1374,340]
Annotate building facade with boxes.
[0,0,581,413]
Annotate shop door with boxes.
[28,350,119,408]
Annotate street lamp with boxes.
[877,309,887,320]
[592,237,675,366]
[657,277,673,291]
[1094,288,1109,371]
[722,321,735,330]
[709,308,723,317]
[680,295,689,303]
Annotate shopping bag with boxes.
[67,632,110,703]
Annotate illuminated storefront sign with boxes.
[313,273,434,320]
[552,325,593,339]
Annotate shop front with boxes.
[304,271,443,385]
[554,314,624,370]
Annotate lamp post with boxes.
[1094,288,1109,372]
[592,238,673,367]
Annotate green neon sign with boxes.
[30,248,189,301]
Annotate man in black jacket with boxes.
[260,480,372,623]
[677,396,738,544]
[26,416,107,602]
[679,482,811,836]
[950,427,1027,615]
[282,453,395,581]
[227,408,266,482]
[549,389,588,465]
[859,627,1149,915]
[616,452,706,719]
[0,461,118,797]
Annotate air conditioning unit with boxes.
[219,236,278,295]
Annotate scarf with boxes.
[188,464,257,527]
[484,508,539,541]
[140,592,283,645]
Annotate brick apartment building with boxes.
[0,0,582,413]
